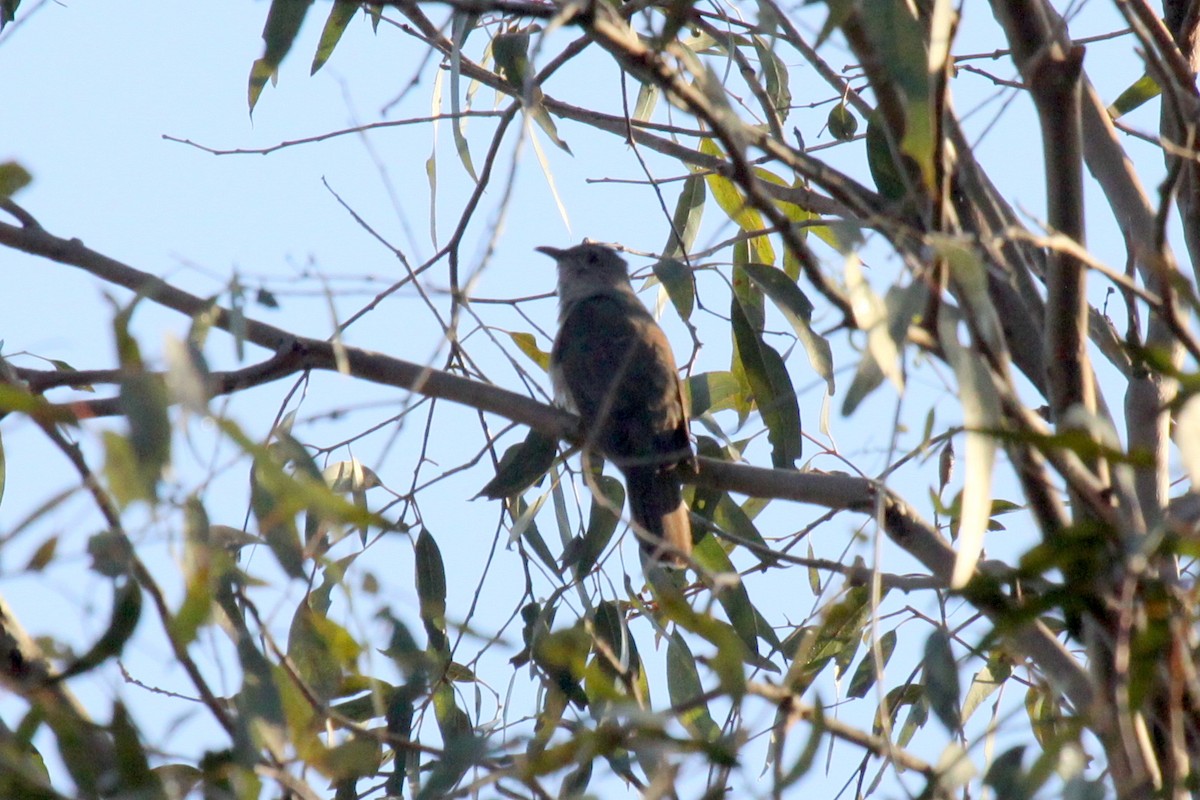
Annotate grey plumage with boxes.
[539,242,694,568]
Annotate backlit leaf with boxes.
[311,0,357,75]
[477,428,557,499]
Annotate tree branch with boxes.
[0,204,1095,719]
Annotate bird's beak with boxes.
[535,245,565,260]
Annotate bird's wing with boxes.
[552,293,690,465]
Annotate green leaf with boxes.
[249,0,315,112]
[896,682,929,746]
[55,579,142,681]
[784,586,875,694]
[865,111,907,201]
[859,0,933,189]
[235,637,287,761]
[932,234,1006,357]
[249,457,306,579]
[923,626,961,731]
[666,631,721,740]
[319,737,382,783]
[0,384,73,422]
[45,714,108,797]
[633,82,659,121]
[415,529,449,656]
[0,1,20,30]
[652,257,695,321]
[842,278,925,415]
[170,501,223,646]
[984,746,1028,800]
[699,139,775,264]
[420,684,479,799]
[44,359,92,392]
[24,535,57,572]
[712,493,774,562]
[0,426,5,510]
[827,102,858,141]
[493,30,531,87]
[118,371,171,499]
[564,475,624,576]
[531,624,590,709]
[691,535,761,657]
[589,600,646,706]
[477,428,557,499]
[288,602,361,702]
[779,700,824,787]
[816,0,854,46]
[111,702,167,799]
[962,653,1012,725]
[685,371,741,416]
[656,579,747,698]
[0,160,32,199]
[731,296,802,467]
[753,36,791,113]
[664,173,706,261]
[508,494,560,574]
[742,261,835,394]
[449,13,479,181]
[507,330,551,371]
[1108,73,1159,119]
[528,102,572,154]
[311,0,356,75]
[938,307,1000,588]
[847,629,896,699]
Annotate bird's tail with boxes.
[624,465,692,568]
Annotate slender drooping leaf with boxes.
[753,36,791,113]
[415,529,449,656]
[449,12,479,180]
[249,0,315,112]
[731,296,802,467]
[742,261,835,394]
[858,0,933,189]
[311,0,357,75]
[653,257,695,321]
[691,537,755,647]
[1108,73,1160,119]
[564,475,624,576]
[667,631,721,741]
[847,629,897,699]
[477,428,557,499]
[686,371,742,416]
[664,173,706,261]
[939,309,1000,588]
[962,653,1012,725]
[923,626,961,732]
[110,702,167,800]
[54,579,142,682]
[700,139,775,264]
[235,636,287,761]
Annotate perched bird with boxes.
[538,242,694,568]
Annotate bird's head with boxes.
[536,242,630,288]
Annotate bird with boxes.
[538,242,694,568]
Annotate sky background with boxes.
[0,1,1178,797]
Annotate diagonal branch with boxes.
[0,204,1095,720]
